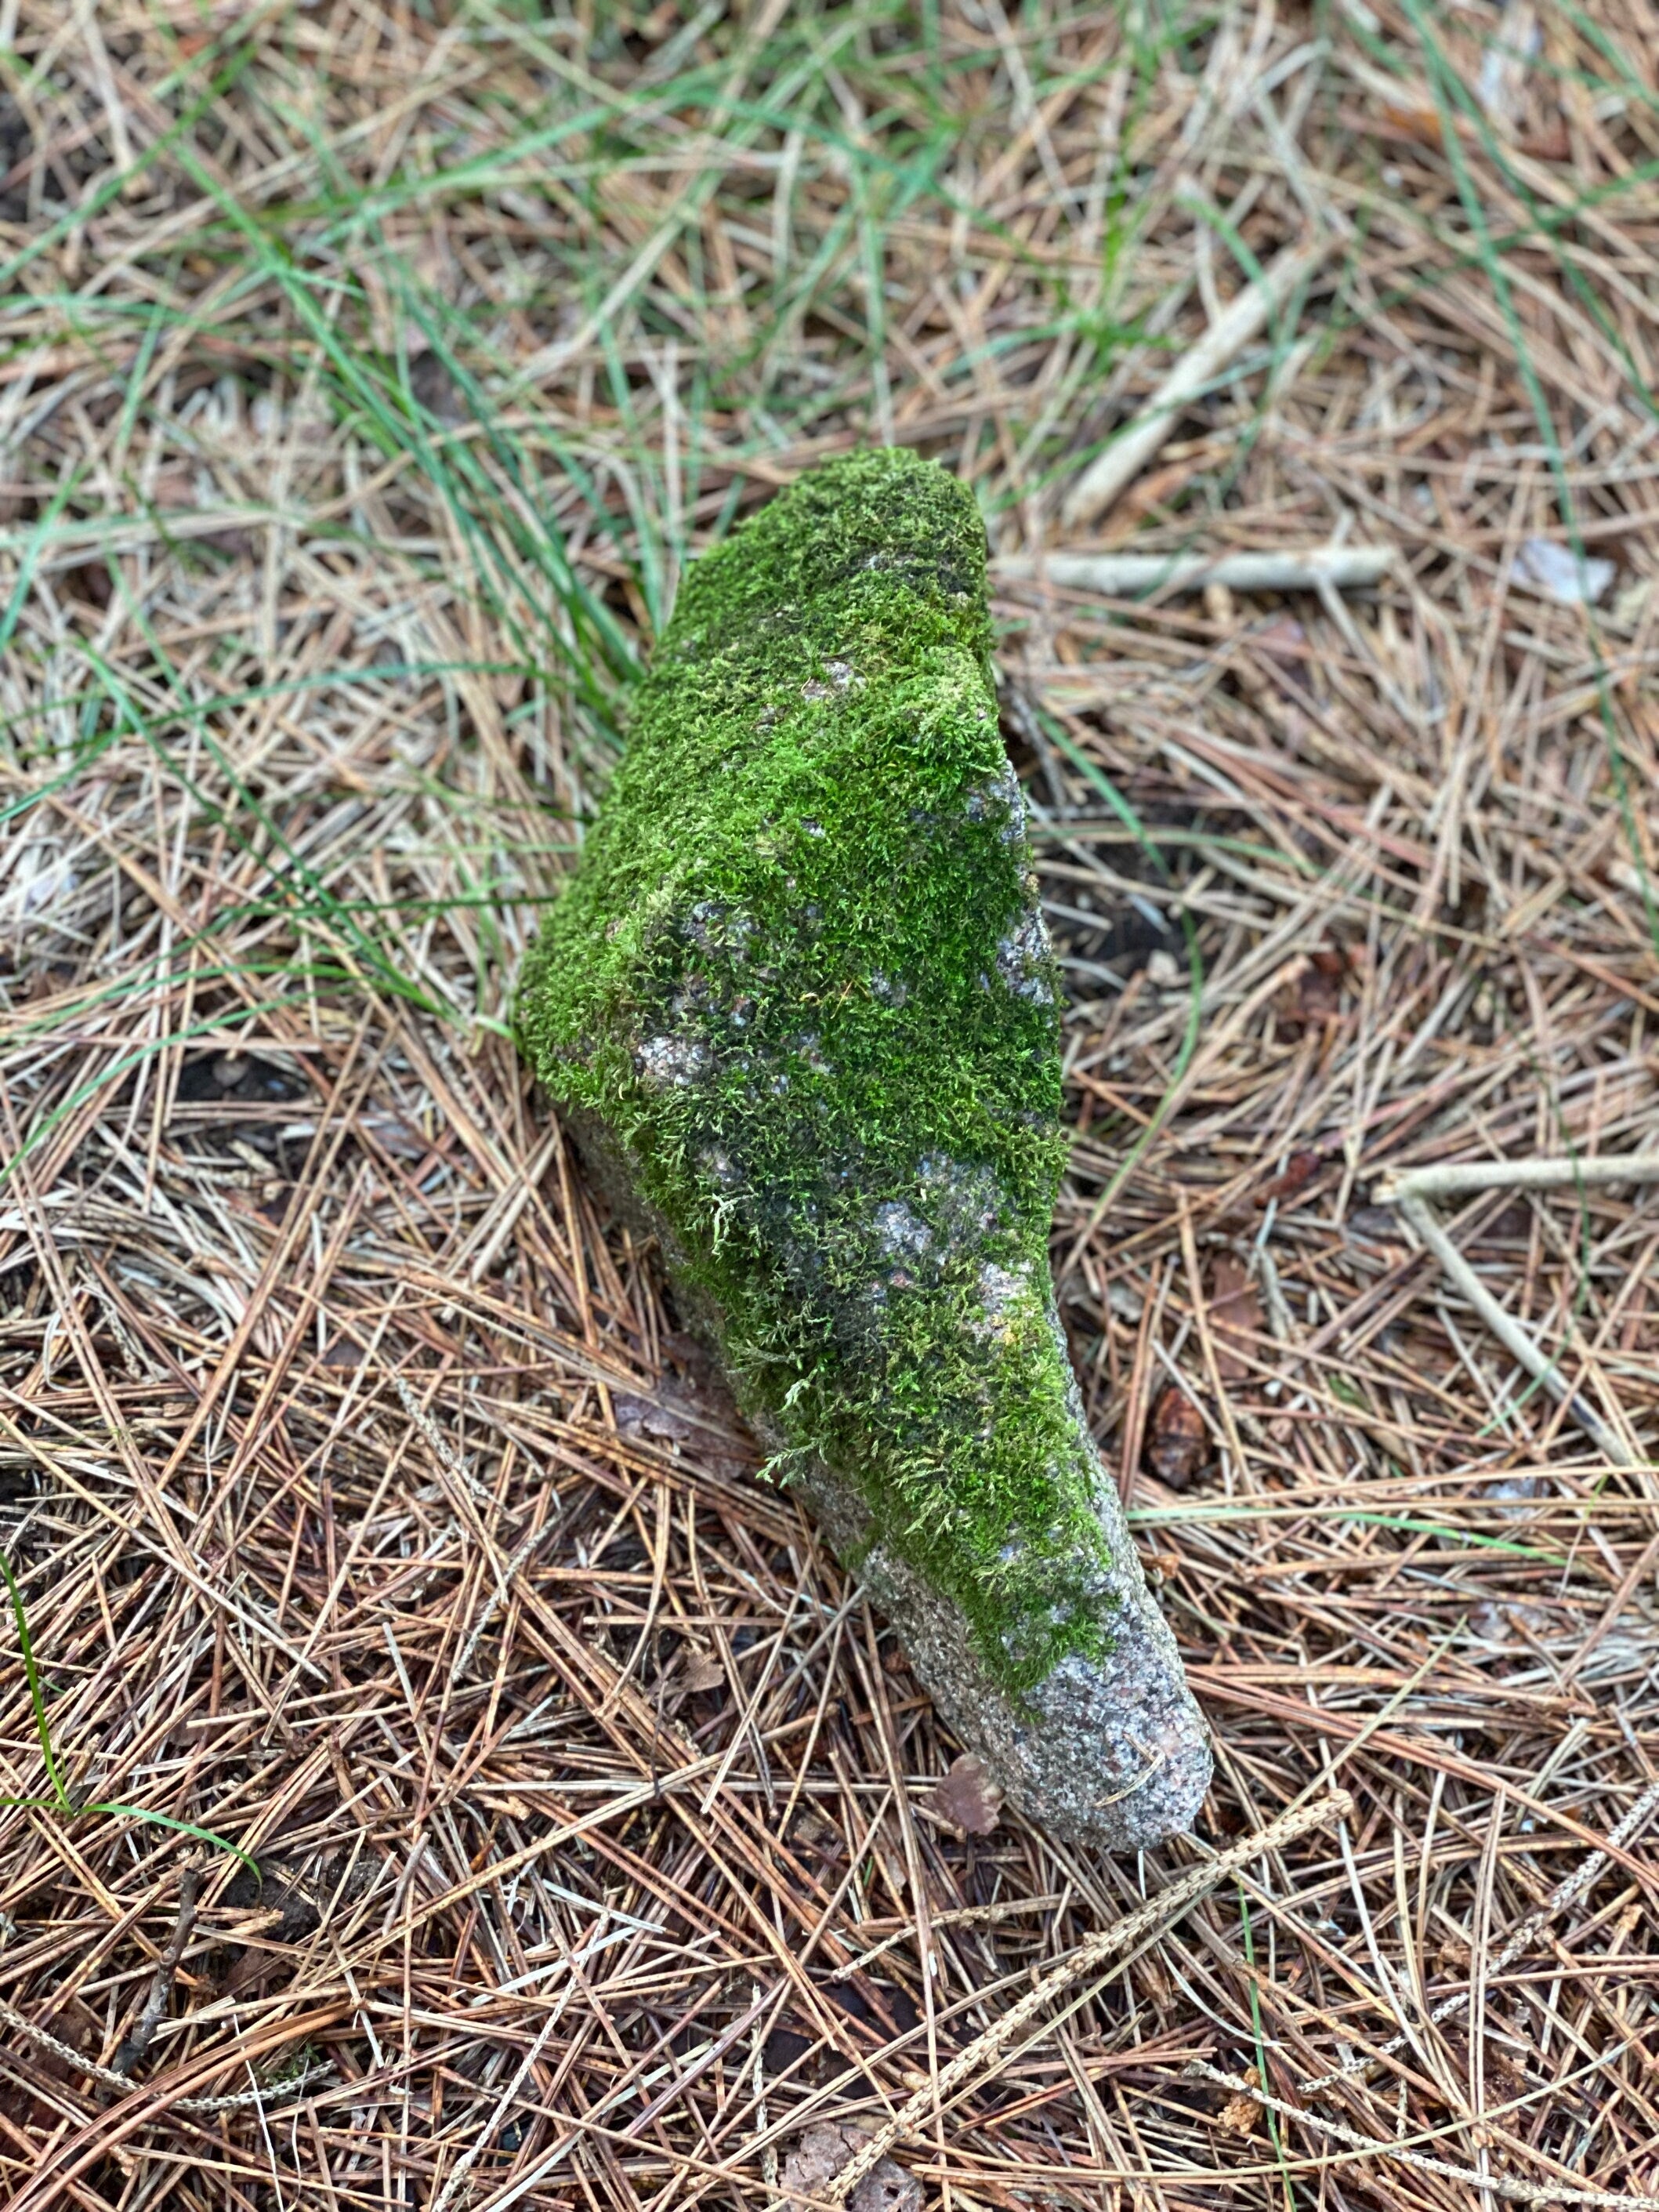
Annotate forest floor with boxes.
[2,2,1658,2207]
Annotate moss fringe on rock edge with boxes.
[518,448,1120,1696]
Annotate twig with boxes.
[750,1981,777,2200]
[0,1993,332,2114]
[1375,1154,1659,1205]
[108,1859,204,2084]
[428,2003,567,2212]
[1186,2062,1658,2207]
[997,545,1395,597]
[795,1790,1351,2208]
[828,1895,1067,1978]
[1391,1191,1639,1467]
[1061,237,1331,526]
[1299,1775,1659,2093]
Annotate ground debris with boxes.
[921,1753,1005,1838]
[780,2120,920,2212]
[0,1,1653,2205]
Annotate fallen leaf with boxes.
[781,2120,920,2212]
[1516,536,1614,606]
[1207,1253,1265,1383]
[1145,1383,1209,1490]
[677,1645,726,1695]
[1257,1150,1320,1204]
[1441,2025,1531,2101]
[1249,615,1313,700]
[1117,452,1208,519]
[922,1752,1003,1837]
[1218,2065,1266,2136]
[1381,100,1447,150]
[1516,123,1571,161]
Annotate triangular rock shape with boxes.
[519,448,1210,1848]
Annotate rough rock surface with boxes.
[517,448,1211,1848]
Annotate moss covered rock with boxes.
[517,448,1209,1848]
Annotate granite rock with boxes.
[517,448,1211,1848]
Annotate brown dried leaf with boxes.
[1145,1383,1209,1490]
[35,1996,100,2071]
[1517,123,1572,161]
[1251,615,1313,698]
[678,1646,726,1695]
[1218,2068,1266,2136]
[1256,1150,1321,1205]
[1208,1253,1265,1383]
[781,2120,920,2212]
[922,1752,1004,1837]
[1381,100,1447,149]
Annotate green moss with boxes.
[516,448,1115,1695]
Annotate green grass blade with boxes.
[0,1553,71,1812]
[85,1806,259,1879]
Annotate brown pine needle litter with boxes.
[0,1,1657,2207]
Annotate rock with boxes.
[517,447,1211,1849]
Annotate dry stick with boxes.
[828,1895,1067,1980]
[750,1982,779,2202]
[1376,1151,1659,1466]
[799,1790,1351,2209]
[996,545,1396,596]
[1561,1527,1659,1686]
[1375,1155,1659,1205]
[108,1860,204,2084]
[1186,2062,1659,2209]
[1298,1775,1659,2095]
[1390,1191,1639,1467]
[427,2000,569,2212]
[0,1995,333,2116]
[1061,236,1331,527]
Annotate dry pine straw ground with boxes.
[0,1,1657,2208]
